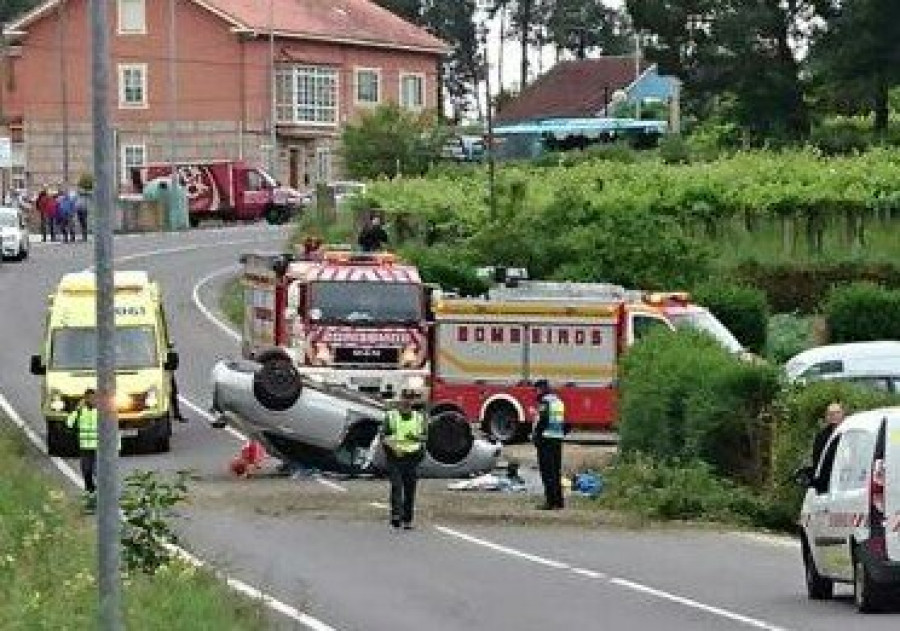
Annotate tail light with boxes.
[871,458,886,516]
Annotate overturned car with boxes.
[210,358,501,478]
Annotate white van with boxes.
[797,408,900,612]
[785,341,900,392]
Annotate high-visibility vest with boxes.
[384,410,426,455]
[67,406,99,450]
[542,394,566,440]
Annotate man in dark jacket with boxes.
[812,401,844,470]
[357,215,389,252]
[532,379,568,510]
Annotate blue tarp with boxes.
[494,117,668,139]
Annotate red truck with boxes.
[130,160,303,226]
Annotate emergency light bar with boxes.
[476,266,529,285]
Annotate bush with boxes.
[824,282,900,342]
[734,261,900,314]
[766,313,817,363]
[619,329,781,484]
[400,245,489,297]
[658,134,692,165]
[691,281,769,354]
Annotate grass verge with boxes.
[0,422,268,629]
[219,275,244,329]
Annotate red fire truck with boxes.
[130,160,303,226]
[240,249,430,401]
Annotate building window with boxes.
[315,146,332,183]
[400,73,425,109]
[121,144,146,184]
[118,0,146,35]
[118,64,147,108]
[355,68,380,105]
[275,65,338,125]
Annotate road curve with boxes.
[1,227,897,631]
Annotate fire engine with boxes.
[239,248,430,401]
[429,280,744,442]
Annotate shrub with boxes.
[691,281,769,354]
[658,134,692,165]
[766,313,817,363]
[824,282,900,342]
[121,470,189,575]
[619,328,781,484]
[400,245,489,297]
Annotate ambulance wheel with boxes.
[854,551,886,613]
[47,422,79,458]
[253,354,301,411]
[483,401,525,444]
[802,540,833,600]
[155,419,172,453]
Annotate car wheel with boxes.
[802,541,833,600]
[854,552,884,613]
[427,411,474,465]
[483,402,525,444]
[253,354,302,411]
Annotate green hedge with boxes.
[734,261,900,314]
[691,281,769,354]
[399,245,490,297]
[619,329,781,484]
[824,282,900,342]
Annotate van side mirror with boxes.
[793,465,814,488]
[164,351,180,371]
[30,354,46,376]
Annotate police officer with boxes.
[67,388,100,510]
[533,379,567,510]
[381,391,427,530]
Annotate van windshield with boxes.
[50,326,158,370]
[308,282,422,324]
[0,212,18,228]
[668,309,745,353]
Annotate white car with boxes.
[0,206,29,261]
[797,408,900,612]
[785,341,900,392]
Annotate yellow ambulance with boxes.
[30,271,179,456]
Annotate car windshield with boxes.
[0,212,18,228]
[668,310,745,353]
[308,282,422,324]
[50,326,158,370]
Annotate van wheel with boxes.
[854,552,885,613]
[47,422,78,458]
[483,401,525,444]
[155,418,172,453]
[264,205,284,225]
[253,355,302,411]
[803,541,833,600]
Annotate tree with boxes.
[809,0,900,132]
[546,0,632,59]
[422,0,481,122]
[491,0,543,90]
[1,0,40,24]
[340,104,449,180]
[370,0,422,24]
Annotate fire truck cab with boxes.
[429,282,674,442]
[240,248,430,402]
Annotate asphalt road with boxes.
[1,226,898,631]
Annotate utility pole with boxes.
[634,31,642,121]
[89,0,122,628]
[482,28,497,222]
[268,0,277,178]
[168,0,178,229]
[58,0,70,187]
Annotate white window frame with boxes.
[399,72,425,110]
[118,63,148,109]
[117,0,147,35]
[120,143,146,185]
[275,65,339,127]
[354,67,381,106]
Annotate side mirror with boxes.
[164,351,180,371]
[792,465,814,488]
[30,354,46,376]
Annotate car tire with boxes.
[253,354,302,411]
[802,541,833,600]
[427,411,474,465]
[854,552,885,613]
[47,421,79,458]
[483,401,525,444]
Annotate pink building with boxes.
[0,0,446,191]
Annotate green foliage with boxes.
[400,244,489,296]
[824,282,900,342]
[220,276,244,328]
[766,313,817,363]
[658,134,692,164]
[77,173,94,193]
[340,104,449,180]
[691,281,769,354]
[120,470,189,575]
[619,329,781,484]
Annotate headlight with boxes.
[406,375,426,391]
[400,345,419,367]
[314,343,332,365]
[49,390,65,412]
[145,387,159,409]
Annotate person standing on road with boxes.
[357,215,389,252]
[56,189,74,243]
[532,379,568,510]
[35,187,56,242]
[381,392,427,530]
[74,191,89,241]
[811,401,845,469]
[67,388,99,511]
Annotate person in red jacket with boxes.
[35,187,57,242]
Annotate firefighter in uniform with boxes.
[67,388,100,510]
[381,391,427,530]
[533,379,567,510]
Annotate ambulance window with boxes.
[632,314,668,342]
[814,434,841,494]
[849,377,891,392]
[801,361,843,379]
[831,430,875,493]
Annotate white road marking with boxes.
[732,533,800,549]
[178,395,245,442]
[314,476,350,493]
[369,501,389,509]
[435,525,791,631]
[0,393,338,631]
[191,265,242,342]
